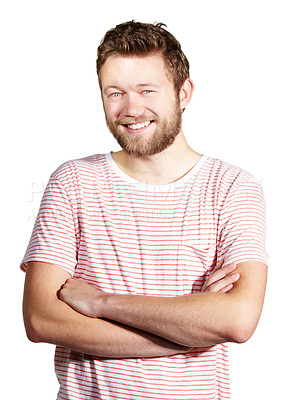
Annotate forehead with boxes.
[99,54,173,90]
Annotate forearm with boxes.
[100,291,238,347]
[25,297,189,358]
[96,262,266,347]
[23,262,190,359]
[58,261,266,348]
[59,265,242,347]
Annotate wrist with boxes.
[97,292,115,318]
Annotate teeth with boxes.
[127,121,151,130]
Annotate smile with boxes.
[124,120,153,131]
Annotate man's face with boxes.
[99,54,183,157]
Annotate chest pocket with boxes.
[181,243,217,293]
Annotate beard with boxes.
[105,100,183,158]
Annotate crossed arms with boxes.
[23,259,267,358]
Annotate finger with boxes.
[218,284,233,293]
[57,279,72,299]
[206,272,240,293]
[205,263,237,287]
[211,262,223,273]
[57,280,67,299]
[211,261,236,273]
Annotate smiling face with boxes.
[100,53,184,157]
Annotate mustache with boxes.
[114,116,158,125]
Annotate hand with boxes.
[58,278,106,318]
[201,262,240,293]
[59,263,240,319]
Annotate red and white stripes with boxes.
[21,153,267,399]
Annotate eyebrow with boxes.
[136,83,161,88]
[103,83,161,93]
[103,85,122,93]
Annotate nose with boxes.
[123,93,145,118]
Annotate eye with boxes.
[110,92,122,98]
[143,90,154,94]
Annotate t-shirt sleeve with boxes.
[20,173,79,275]
[217,175,268,267]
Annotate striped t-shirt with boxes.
[21,153,268,400]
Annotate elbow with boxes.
[24,320,42,343]
[228,312,259,344]
[229,324,254,344]
[23,311,44,343]
[26,329,41,343]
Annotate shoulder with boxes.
[52,153,106,176]
[198,156,264,210]
[44,154,110,198]
[50,154,108,183]
[203,156,261,190]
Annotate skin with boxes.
[59,263,241,318]
[102,54,185,160]
[100,53,201,185]
[59,261,266,347]
[23,262,192,358]
[23,261,241,357]
[23,53,267,357]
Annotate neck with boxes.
[111,131,202,185]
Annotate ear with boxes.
[179,78,194,109]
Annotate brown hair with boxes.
[96,21,190,94]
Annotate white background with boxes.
[1,0,289,399]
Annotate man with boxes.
[22,21,267,400]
